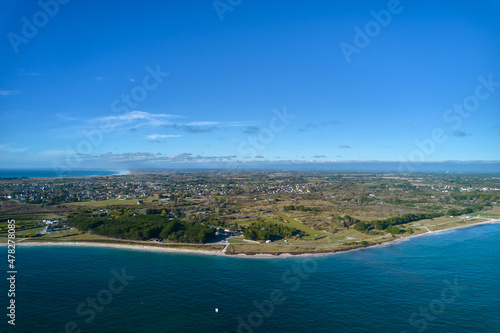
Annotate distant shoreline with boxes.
[0,169,130,179]
[15,218,500,259]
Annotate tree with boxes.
[353,221,369,232]
[67,215,215,243]
[243,221,298,241]
[386,226,402,235]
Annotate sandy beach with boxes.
[17,240,228,257]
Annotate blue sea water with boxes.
[5,223,500,333]
[0,170,126,179]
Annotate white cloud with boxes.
[0,91,20,96]
[88,152,237,163]
[0,143,28,153]
[147,134,183,139]
[37,149,71,157]
[56,114,79,121]
[186,121,220,126]
[88,111,254,136]
[93,111,181,129]
[225,121,259,127]
[19,72,42,76]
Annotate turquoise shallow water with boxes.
[4,223,500,333]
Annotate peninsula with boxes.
[1,170,499,256]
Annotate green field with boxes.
[275,212,326,238]
[68,196,156,207]
[231,212,327,240]
[0,226,45,240]
[228,237,247,244]
[473,212,500,217]
[0,212,61,221]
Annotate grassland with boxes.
[67,196,157,207]
[275,212,323,236]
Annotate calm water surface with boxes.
[5,223,500,332]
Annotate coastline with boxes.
[114,169,131,176]
[341,218,500,256]
[17,241,226,257]
[15,218,500,259]
[0,169,131,179]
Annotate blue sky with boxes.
[1,0,499,169]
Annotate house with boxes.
[137,200,143,204]
[44,219,60,228]
[265,240,272,244]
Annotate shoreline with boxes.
[14,218,500,259]
[0,169,131,179]
[17,241,227,257]
[337,218,500,256]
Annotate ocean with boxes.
[5,223,500,333]
[0,170,128,179]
